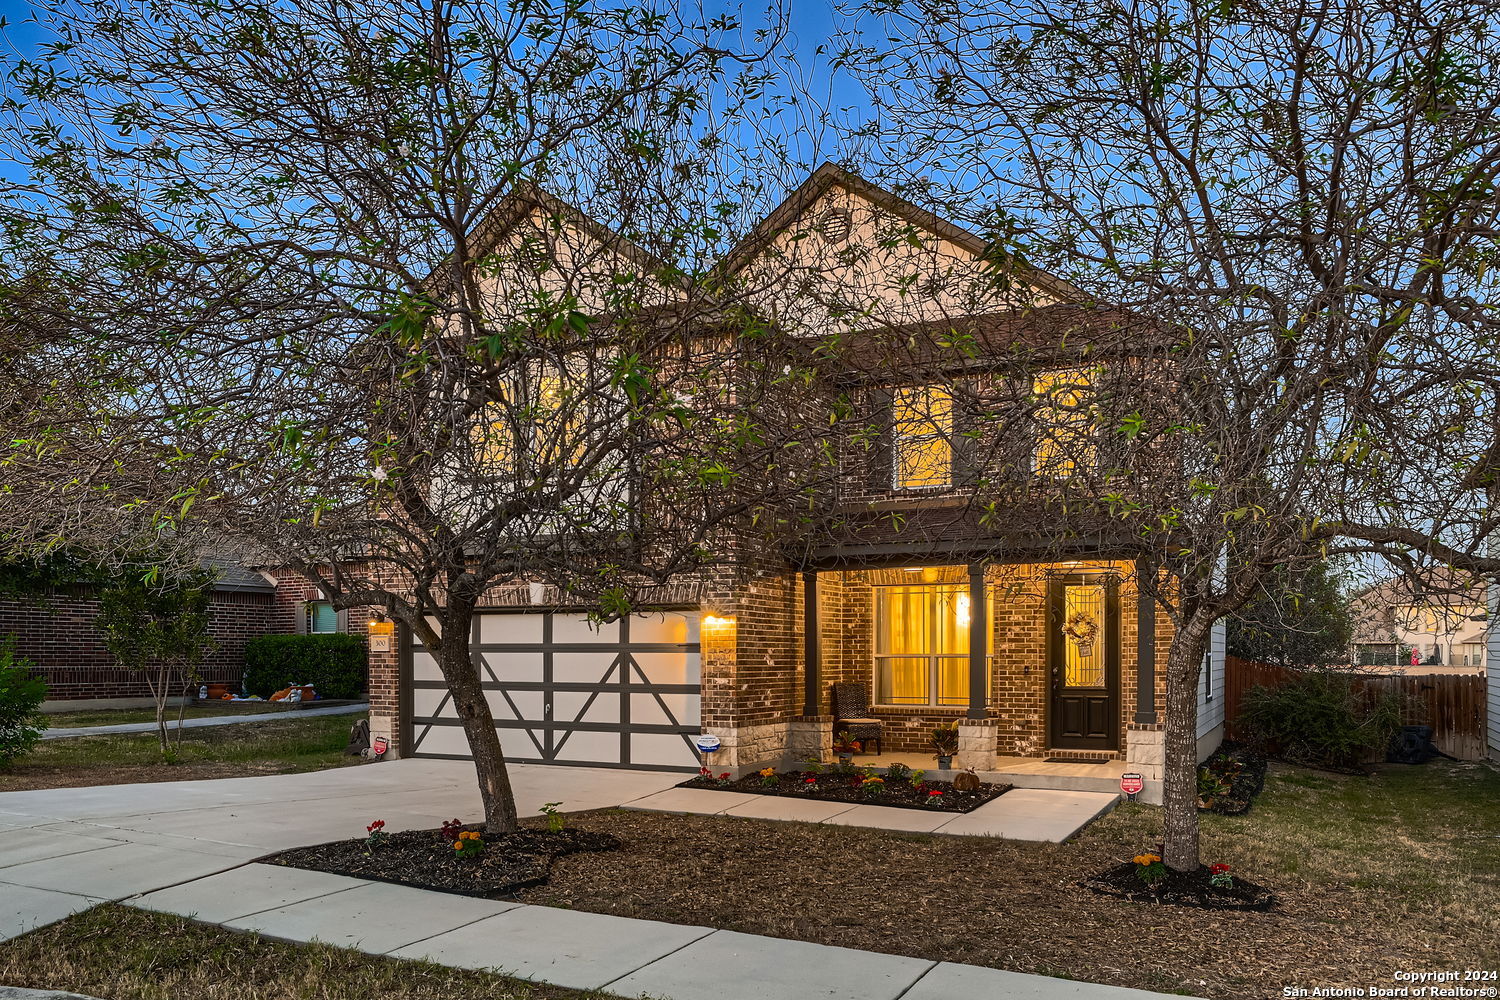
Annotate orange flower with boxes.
[1132,853,1161,866]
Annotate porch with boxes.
[793,558,1169,800]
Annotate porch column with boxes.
[802,570,820,717]
[967,562,988,720]
[1135,562,1158,724]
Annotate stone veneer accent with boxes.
[957,719,1000,771]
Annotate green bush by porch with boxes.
[244,634,368,700]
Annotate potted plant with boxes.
[832,730,862,765]
[931,721,959,769]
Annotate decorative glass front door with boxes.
[1048,574,1120,750]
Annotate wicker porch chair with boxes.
[832,682,883,756]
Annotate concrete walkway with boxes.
[123,862,1185,1000]
[0,760,1187,1000]
[623,785,1121,842]
[42,703,370,739]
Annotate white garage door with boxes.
[405,610,702,770]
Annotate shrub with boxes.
[243,633,367,700]
[1238,670,1403,771]
[0,636,47,768]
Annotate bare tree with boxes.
[0,0,833,833]
[832,0,1500,870]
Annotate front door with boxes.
[1048,574,1120,750]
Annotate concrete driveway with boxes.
[0,759,681,941]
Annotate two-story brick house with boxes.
[377,164,1227,803]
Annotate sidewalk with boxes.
[42,703,369,740]
[124,862,1187,1000]
[623,784,1120,842]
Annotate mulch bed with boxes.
[1197,741,1268,815]
[266,824,620,898]
[679,768,1009,813]
[1081,861,1277,911]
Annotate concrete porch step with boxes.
[979,769,1125,795]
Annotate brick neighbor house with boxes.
[2,557,377,709]
[362,165,1229,804]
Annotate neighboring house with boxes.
[1350,569,1488,671]
[374,164,1228,804]
[0,560,280,708]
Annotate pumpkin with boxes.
[952,769,982,793]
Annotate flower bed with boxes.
[266,820,619,898]
[1082,859,1276,911]
[1197,741,1268,815]
[679,764,1010,813]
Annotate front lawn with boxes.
[0,712,364,791]
[0,905,613,1000]
[519,759,1500,999]
[43,700,353,728]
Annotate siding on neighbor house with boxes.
[1198,618,1227,743]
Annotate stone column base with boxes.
[788,716,833,764]
[699,722,788,772]
[369,714,400,759]
[1125,724,1165,804]
[958,719,999,772]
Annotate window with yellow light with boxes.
[873,582,991,707]
[892,384,952,489]
[1033,368,1099,478]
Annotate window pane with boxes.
[1061,584,1105,686]
[877,585,930,654]
[877,656,929,704]
[936,655,969,706]
[931,587,970,656]
[310,602,338,634]
[893,386,951,488]
[1033,369,1097,478]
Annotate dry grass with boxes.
[520,759,1500,1000]
[0,713,363,791]
[0,905,620,1000]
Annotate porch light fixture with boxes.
[956,592,972,627]
[702,614,736,627]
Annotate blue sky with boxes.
[0,1,873,189]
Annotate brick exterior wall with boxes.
[0,586,277,701]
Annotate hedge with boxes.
[243,633,368,700]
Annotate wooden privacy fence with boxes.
[1223,655,1488,761]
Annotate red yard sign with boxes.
[372,736,389,757]
[1120,772,1144,796]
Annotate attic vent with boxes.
[817,208,853,244]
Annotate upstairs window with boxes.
[1033,368,1098,478]
[893,385,952,489]
[470,359,596,477]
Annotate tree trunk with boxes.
[1161,612,1213,872]
[148,666,170,758]
[434,620,520,834]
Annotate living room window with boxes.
[873,583,989,706]
[892,385,952,489]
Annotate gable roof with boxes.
[425,180,688,300]
[715,162,1083,303]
